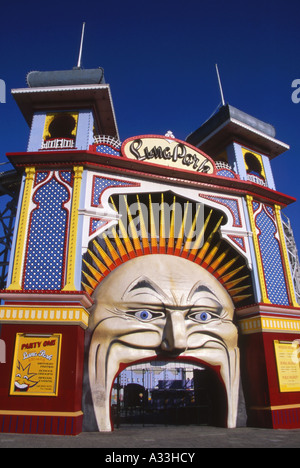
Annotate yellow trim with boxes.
[250,404,300,411]
[0,409,83,417]
[63,166,84,291]
[0,306,89,329]
[246,195,271,304]
[239,315,300,335]
[275,205,299,307]
[7,168,36,291]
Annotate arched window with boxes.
[42,113,78,150]
[47,114,77,140]
[244,152,265,182]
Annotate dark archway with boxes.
[111,361,227,428]
[244,152,265,181]
[47,114,76,140]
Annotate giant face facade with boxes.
[83,192,253,431]
[88,255,240,431]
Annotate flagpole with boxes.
[215,64,226,106]
[77,22,86,69]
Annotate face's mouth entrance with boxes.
[111,359,228,427]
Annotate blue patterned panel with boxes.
[92,176,140,207]
[23,177,70,290]
[90,218,108,236]
[59,171,73,186]
[200,195,242,227]
[216,169,236,178]
[35,172,49,186]
[255,205,289,305]
[96,145,120,156]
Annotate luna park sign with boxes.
[122,135,215,174]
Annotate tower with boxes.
[186,104,286,190]
[188,105,300,428]
[0,67,300,434]
[0,67,119,435]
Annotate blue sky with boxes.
[1,0,300,248]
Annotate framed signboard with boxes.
[10,333,62,396]
[122,135,216,175]
[274,340,300,393]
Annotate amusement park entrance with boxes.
[111,361,227,428]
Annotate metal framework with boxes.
[0,169,21,290]
[282,212,300,303]
[93,135,122,148]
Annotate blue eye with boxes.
[193,312,212,322]
[126,309,164,321]
[135,310,153,321]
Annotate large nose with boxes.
[161,311,187,354]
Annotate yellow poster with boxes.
[10,334,62,396]
[274,341,300,393]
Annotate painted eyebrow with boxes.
[188,284,219,302]
[122,277,169,301]
[129,279,159,293]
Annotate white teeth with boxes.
[14,382,28,389]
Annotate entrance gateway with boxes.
[0,67,300,434]
[112,361,227,428]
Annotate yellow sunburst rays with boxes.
[167,196,177,255]
[174,201,190,256]
[209,254,252,304]
[219,264,252,304]
[185,208,252,304]
[124,195,144,257]
[181,203,202,259]
[159,193,166,254]
[149,193,158,254]
[81,192,253,304]
[187,209,213,261]
[110,196,135,259]
[194,215,223,266]
[137,194,151,255]
[183,208,252,304]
